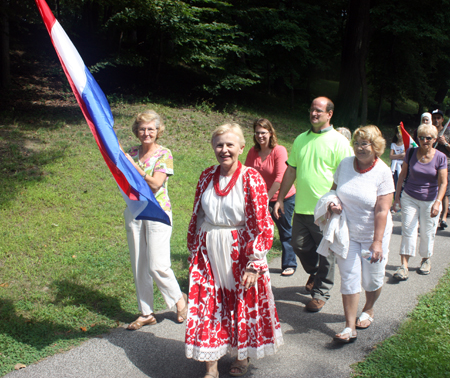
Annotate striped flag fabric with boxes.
[35,0,170,225]
[399,122,418,151]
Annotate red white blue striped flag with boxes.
[35,0,170,225]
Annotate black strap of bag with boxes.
[403,147,416,187]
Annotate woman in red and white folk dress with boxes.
[185,123,283,378]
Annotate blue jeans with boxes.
[270,194,297,270]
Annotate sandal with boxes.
[204,373,218,378]
[356,312,374,329]
[127,314,157,330]
[281,268,295,276]
[177,293,188,323]
[333,327,357,343]
[229,357,250,377]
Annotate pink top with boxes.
[245,145,296,202]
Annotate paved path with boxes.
[5,214,450,378]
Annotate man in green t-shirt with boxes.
[274,97,352,312]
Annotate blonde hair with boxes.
[417,123,438,138]
[131,110,165,140]
[352,125,386,157]
[211,123,246,147]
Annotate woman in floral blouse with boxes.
[124,110,187,330]
[185,123,283,378]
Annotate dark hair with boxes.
[326,98,335,112]
[391,125,400,144]
[252,118,278,151]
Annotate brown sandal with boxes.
[177,293,188,323]
[127,314,157,330]
[229,358,250,377]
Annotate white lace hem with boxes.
[185,334,284,362]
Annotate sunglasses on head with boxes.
[418,136,433,141]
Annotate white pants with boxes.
[124,207,182,315]
[336,237,390,295]
[400,192,441,258]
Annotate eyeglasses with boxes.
[309,108,326,114]
[138,127,158,134]
[353,142,372,148]
[418,136,433,141]
[254,131,269,136]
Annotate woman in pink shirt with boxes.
[245,118,297,276]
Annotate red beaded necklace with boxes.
[355,156,378,174]
[213,161,242,196]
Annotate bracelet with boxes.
[445,143,449,147]
[142,173,147,179]
[435,199,442,203]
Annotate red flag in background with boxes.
[399,122,418,151]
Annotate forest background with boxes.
[2,0,450,128]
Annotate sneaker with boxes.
[418,258,431,275]
[393,265,409,281]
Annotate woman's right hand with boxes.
[125,153,137,167]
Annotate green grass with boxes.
[0,99,308,375]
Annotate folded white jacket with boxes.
[314,190,349,259]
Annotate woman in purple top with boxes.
[392,124,448,280]
[245,118,297,277]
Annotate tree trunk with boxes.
[376,87,384,126]
[0,0,10,89]
[334,0,371,128]
[360,57,368,126]
[434,87,448,108]
[291,71,295,109]
[55,0,60,19]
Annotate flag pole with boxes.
[434,118,450,148]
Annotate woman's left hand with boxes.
[241,269,259,290]
[369,240,383,263]
[329,202,342,215]
[430,201,440,218]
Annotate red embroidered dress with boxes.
[185,166,283,361]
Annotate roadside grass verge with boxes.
[352,268,450,378]
[0,98,308,375]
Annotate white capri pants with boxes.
[124,207,182,315]
[400,192,441,258]
[336,235,390,295]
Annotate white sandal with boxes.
[333,327,357,343]
[356,312,374,329]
